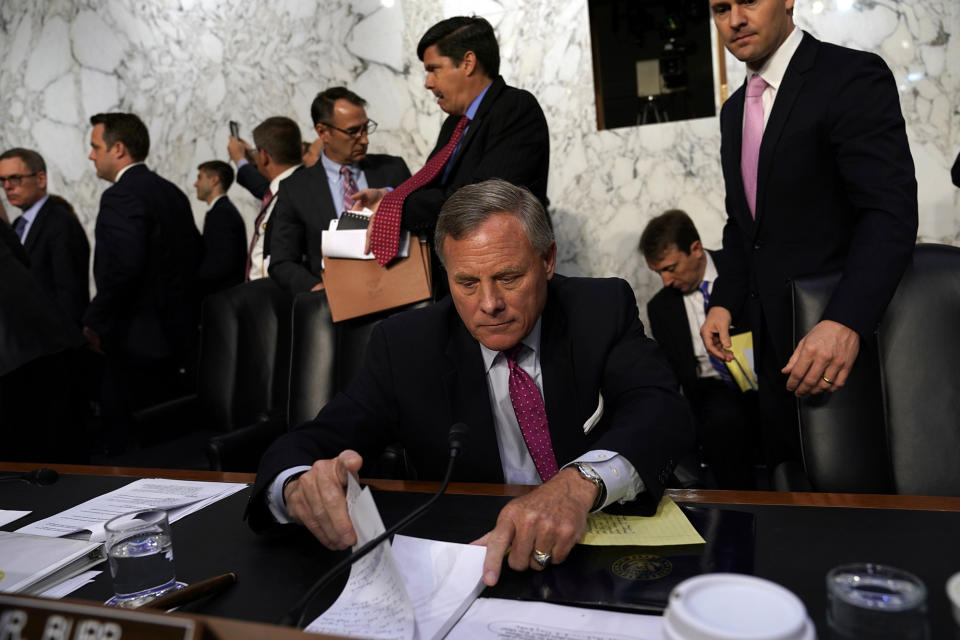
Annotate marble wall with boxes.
[1,0,957,325]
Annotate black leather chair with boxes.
[781,244,960,495]
[202,280,293,471]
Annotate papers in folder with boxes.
[321,209,410,261]
[725,331,759,392]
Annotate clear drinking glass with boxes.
[826,563,928,639]
[104,510,181,608]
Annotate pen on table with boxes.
[142,572,238,610]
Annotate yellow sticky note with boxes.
[580,496,705,546]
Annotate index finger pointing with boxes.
[480,521,516,587]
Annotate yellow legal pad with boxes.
[580,496,705,546]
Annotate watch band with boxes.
[574,462,607,512]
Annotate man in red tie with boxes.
[700,0,917,474]
[354,17,550,287]
[247,179,692,586]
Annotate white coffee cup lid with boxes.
[662,573,816,640]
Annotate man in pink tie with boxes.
[700,0,917,474]
[247,179,693,586]
[353,17,550,291]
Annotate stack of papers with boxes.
[0,531,103,595]
[16,479,246,541]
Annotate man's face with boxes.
[423,45,474,116]
[88,124,120,181]
[0,157,46,210]
[194,170,216,203]
[445,213,556,352]
[318,99,369,166]
[646,241,706,294]
[709,0,795,70]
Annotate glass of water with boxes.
[104,510,182,608]
[826,563,928,639]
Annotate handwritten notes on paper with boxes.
[580,496,704,546]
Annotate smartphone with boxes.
[229,120,240,138]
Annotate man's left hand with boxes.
[473,467,597,587]
[782,320,860,396]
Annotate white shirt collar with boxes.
[114,161,145,182]
[270,164,301,193]
[479,317,543,373]
[749,27,804,90]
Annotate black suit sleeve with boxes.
[197,202,245,296]
[268,187,321,294]
[401,89,550,233]
[952,149,960,189]
[236,163,268,201]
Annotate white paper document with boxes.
[322,211,411,260]
[39,570,102,599]
[306,476,486,640]
[15,479,246,541]
[445,598,664,640]
[0,531,103,595]
[0,510,30,527]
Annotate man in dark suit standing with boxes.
[355,17,550,286]
[269,87,410,294]
[0,148,89,326]
[84,112,201,453]
[641,210,756,489]
[194,160,246,298]
[248,179,692,586]
[700,0,917,470]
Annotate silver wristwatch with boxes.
[573,462,607,512]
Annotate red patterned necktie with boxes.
[245,188,274,281]
[504,344,559,482]
[340,165,358,213]
[741,74,768,219]
[370,115,470,266]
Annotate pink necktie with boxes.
[370,116,470,266]
[504,345,559,482]
[340,165,358,212]
[245,188,274,281]
[741,74,768,219]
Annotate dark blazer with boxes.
[0,220,82,376]
[711,33,917,364]
[20,196,90,326]
[647,250,735,397]
[198,196,246,297]
[83,164,201,361]
[401,75,550,235]
[237,162,269,201]
[951,149,960,188]
[248,275,693,529]
[269,155,411,293]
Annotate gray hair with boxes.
[435,179,554,264]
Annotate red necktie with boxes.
[245,188,274,281]
[340,165,358,213]
[370,116,470,266]
[741,74,768,219]
[504,345,559,482]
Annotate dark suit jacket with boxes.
[198,196,246,297]
[951,149,960,188]
[647,250,736,398]
[711,33,918,365]
[237,162,269,201]
[401,75,550,235]
[269,155,411,293]
[248,275,693,529]
[0,220,82,376]
[83,165,201,361]
[20,196,90,326]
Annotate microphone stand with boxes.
[281,424,467,629]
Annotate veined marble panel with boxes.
[0,0,957,325]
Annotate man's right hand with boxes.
[283,450,363,550]
[227,136,254,164]
[700,306,734,362]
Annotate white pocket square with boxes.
[582,392,604,434]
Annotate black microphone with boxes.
[280,422,470,629]
[0,468,59,486]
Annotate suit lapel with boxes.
[442,76,505,180]
[442,317,503,482]
[723,85,755,236]
[539,291,584,465]
[660,290,698,383]
[22,199,49,253]
[754,32,816,235]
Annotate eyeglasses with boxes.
[321,120,377,139]
[0,173,38,188]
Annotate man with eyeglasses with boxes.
[0,147,89,327]
[269,87,410,294]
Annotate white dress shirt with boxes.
[743,26,804,131]
[682,252,721,380]
[247,164,300,281]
